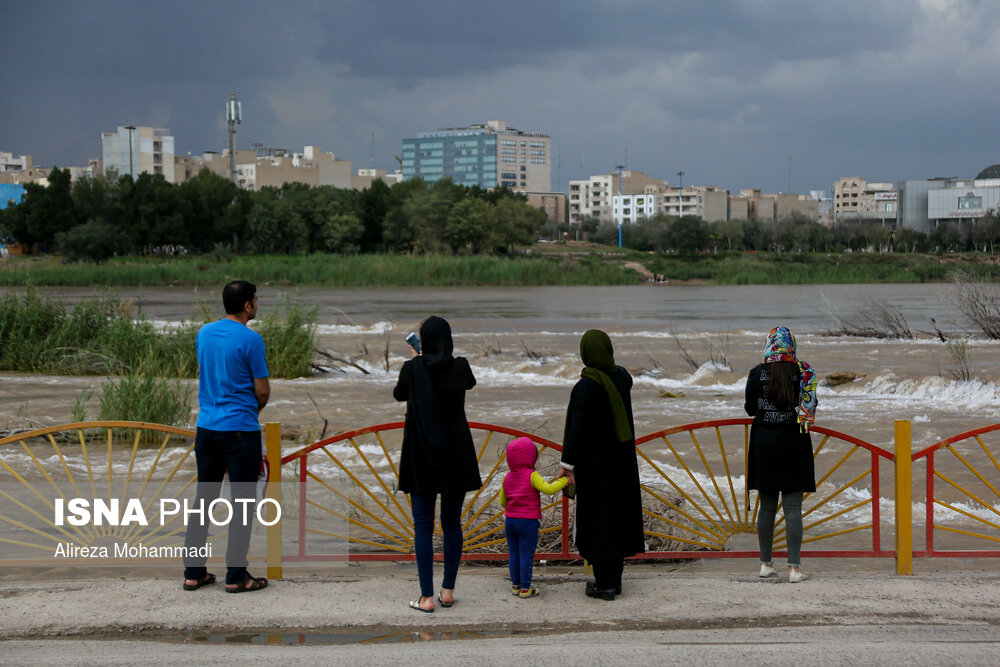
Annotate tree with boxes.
[667,216,708,254]
[929,224,962,252]
[358,179,393,251]
[443,198,491,253]
[712,219,744,252]
[178,169,239,251]
[489,197,545,253]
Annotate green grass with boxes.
[0,253,640,287]
[0,289,318,379]
[5,250,1000,287]
[643,253,1000,284]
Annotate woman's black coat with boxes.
[561,366,645,563]
[393,356,482,495]
[744,362,816,493]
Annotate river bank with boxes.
[3,249,1000,287]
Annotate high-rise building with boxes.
[101,126,176,182]
[401,120,551,193]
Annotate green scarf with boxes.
[575,329,633,443]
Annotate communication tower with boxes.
[226,91,242,184]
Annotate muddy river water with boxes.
[5,283,1000,451]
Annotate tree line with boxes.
[574,210,1000,254]
[0,168,547,261]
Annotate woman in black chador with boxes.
[558,329,644,601]
[394,316,482,613]
[745,326,818,583]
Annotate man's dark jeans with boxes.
[183,427,262,585]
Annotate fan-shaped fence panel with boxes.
[0,422,210,565]
[914,424,1000,557]
[634,419,895,559]
[279,422,570,562]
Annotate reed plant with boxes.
[0,288,318,379]
[96,360,195,427]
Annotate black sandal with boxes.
[183,572,216,591]
[226,573,268,593]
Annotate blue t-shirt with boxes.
[196,318,269,431]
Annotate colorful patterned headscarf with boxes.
[764,326,818,432]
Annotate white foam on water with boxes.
[830,374,1000,411]
[315,321,395,336]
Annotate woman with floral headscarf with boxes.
[745,326,818,583]
[558,329,644,601]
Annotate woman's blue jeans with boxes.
[410,491,465,598]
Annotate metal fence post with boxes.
[894,420,913,575]
[265,422,282,579]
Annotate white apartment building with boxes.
[101,126,176,182]
[611,193,658,224]
[570,170,670,224]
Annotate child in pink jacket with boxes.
[499,437,569,598]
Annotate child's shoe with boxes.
[511,585,520,596]
[788,566,807,583]
[759,563,778,578]
[518,587,539,598]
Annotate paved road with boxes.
[4,625,1000,665]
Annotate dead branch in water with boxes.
[950,271,1000,339]
[315,349,370,374]
[668,325,732,371]
[827,299,913,338]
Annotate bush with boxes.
[56,220,124,263]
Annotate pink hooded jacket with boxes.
[502,437,543,520]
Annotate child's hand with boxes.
[556,467,575,484]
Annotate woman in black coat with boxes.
[393,316,482,612]
[745,326,818,584]
[559,329,644,601]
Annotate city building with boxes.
[728,190,819,223]
[570,170,670,224]
[352,168,403,190]
[833,177,897,225]
[401,120,551,193]
[0,152,33,184]
[926,166,1000,227]
[101,126,176,182]
[896,177,961,234]
[197,146,352,190]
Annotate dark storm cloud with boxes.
[2,1,998,193]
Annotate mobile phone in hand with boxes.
[404,332,421,354]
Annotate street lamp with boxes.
[616,164,625,247]
[677,170,685,216]
[124,125,136,179]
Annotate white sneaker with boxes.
[788,567,807,583]
[759,563,778,578]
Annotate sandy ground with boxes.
[3,558,1000,663]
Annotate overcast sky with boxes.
[2,0,998,194]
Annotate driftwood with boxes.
[315,349,370,374]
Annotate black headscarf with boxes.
[575,329,632,442]
[410,316,454,455]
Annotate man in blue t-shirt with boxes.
[183,280,271,593]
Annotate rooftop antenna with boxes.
[624,144,628,169]
[787,138,792,193]
[226,91,242,184]
[370,131,375,169]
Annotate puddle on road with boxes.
[172,629,527,645]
